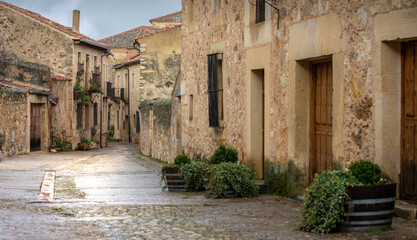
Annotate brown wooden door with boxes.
[401,41,417,202]
[30,104,41,151]
[310,61,333,181]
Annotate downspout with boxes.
[124,66,131,143]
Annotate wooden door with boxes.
[310,61,333,181]
[30,104,41,151]
[401,41,417,202]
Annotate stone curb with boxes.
[38,170,55,202]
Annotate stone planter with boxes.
[339,183,396,232]
[163,167,185,192]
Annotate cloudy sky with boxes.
[4,0,182,40]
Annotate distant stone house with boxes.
[0,76,50,155]
[0,1,111,153]
[99,26,155,143]
[99,11,182,160]
[180,0,417,202]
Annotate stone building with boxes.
[99,11,182,158]
[0,1,111,153]
[180,0,417,201]
[137,13,182,162]
[0,76,50,155]
[99,26,155,143]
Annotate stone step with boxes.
[395,200,417,220]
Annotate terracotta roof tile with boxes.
[1,1,109,49]
[99,26,156,48]
[50,73,71,81]
[0,77,50,94]
[149,11,182,23]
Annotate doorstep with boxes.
[395,200,417,220]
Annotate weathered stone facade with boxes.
[180,0,417,195]
[0,2,110,153]
[0,87,28,155]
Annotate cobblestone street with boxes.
[1,143,416,239]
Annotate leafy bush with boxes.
[81,138,93,146]
[78,92,91,106]
[299,171,359,233]
[210,144,238,164]
[181,161,207,191]
[174,154,191,165]
[207,162,258,198]
[54,139,71,152]
[348,160,382,185]
[265,160,305,198]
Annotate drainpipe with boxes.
[100,51,116,148]
[124,66,131,143]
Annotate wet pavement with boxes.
[0,142,416,239]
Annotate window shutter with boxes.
[208,54,219,127]
[136,111,140,133]
[256,0,265,23]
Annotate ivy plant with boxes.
[299,171,359,233]
[207,162,258,198]
[180,161,208,191]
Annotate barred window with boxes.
[208,53,223,128]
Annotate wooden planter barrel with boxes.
[163,167,185,192]
[339,183,396,232]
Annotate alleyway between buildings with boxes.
[0,143,416,239]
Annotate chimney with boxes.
[72,10,80,33]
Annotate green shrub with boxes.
[174,154,191,165]
[54,139,71,152]
[265,160,305,198]
[348,160,382,185]
[81,138,93,146]
[210,144,238,164]
[181,162,208,191]
[207,162,258,198]
[299,171,359,233]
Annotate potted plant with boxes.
[161,154,191,192]
[180,161,208,192]
[299,160,396,234]
[340,160,396,232]
[205,144,258,198]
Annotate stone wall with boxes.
[181,0,417,183]
[138,27,181,101]
[0,4,74,79]
[181,0,247,161]
[0,87,28,155]
[139,96,180,163]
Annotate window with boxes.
[117,110,120,130]
[255,0,265,23]
[77,52,81,63]
[77,105,83,129]
[208,53,224,128]
[132,73,135,88]
[189,95,194,121]
[93,103,98,126]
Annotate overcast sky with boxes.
[4,0,182,40]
